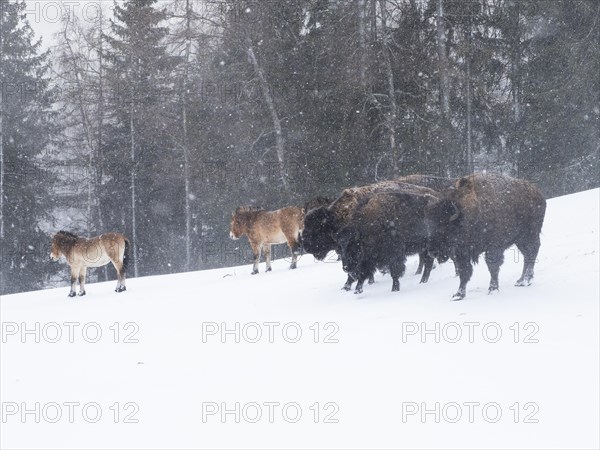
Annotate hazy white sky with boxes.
[24,0,116,48]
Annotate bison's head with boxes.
[336,225,363,279]
[425,198,461,262]
[302,207,338,260]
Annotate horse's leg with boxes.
[250,242,261,274]
[263,244,272,272]
[68,266,78,297]
[287,235,300,270]
[77,267,87,296]
[112,260,126,292]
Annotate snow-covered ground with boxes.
[1,188,599,449]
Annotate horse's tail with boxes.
[297,231,304,255]
[122,238,131,274]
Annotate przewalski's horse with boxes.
[230,206,304,274]
[50,231,130,297]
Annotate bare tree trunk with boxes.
[59,16,97,236]
[357,0,367,90]
[129,107,139,277]
[96,7,108,280]
[436,0,450,116]
[510,0,522,176]
[379,0,400,176]
[465,10,473,174]
[0,13,5,292]
[436,0,451,174]
[466,53,473,174]
[247,46,288,189]
[182,0,193,271]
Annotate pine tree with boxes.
[103,0,180,276]
[0,0,59,294]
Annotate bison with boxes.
[425,172,546,300]
[337,191,437,294]
[399,174,456,193]
[302,180,439,290]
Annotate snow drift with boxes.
[1,188,598,449]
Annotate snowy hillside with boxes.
[1,188,598,450]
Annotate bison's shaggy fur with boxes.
[303,196,332,214]
[425,172,546,300]
[303,180,437,260]
[337,191,437,294]
[398,174,455,192]
[302,180,438,290]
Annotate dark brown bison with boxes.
[425,173,546,300]
[399,174,456,193]
[337,191,437,294]
[303,196,332,213]
[302,180,438,290]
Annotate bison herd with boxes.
[231,172,547,301]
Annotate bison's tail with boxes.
[122,238,131,273]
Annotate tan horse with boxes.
[50,231,130,297]
[230,206,304,274]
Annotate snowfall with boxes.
[1,188,598,449]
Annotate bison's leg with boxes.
[354,276,366,294]
[250,242,261,274]
[415,254,425,275]
[342,275,354,291]
[485,247,505,293]
[389,261,406,292]
[77,267,87,296]
[515,236,540,287]
[262,244,272,272]
[452,251,473,301]
[419,253,435,284]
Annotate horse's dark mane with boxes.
[57,230,79,239]
[53,230,80,251]
[234,206,264,215]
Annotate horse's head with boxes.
[230,207,256,239]
[50,231,77,261]
[50,237,61,261]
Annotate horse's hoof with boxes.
[368,279,374,285]
[289,264,297,270]
[116,286,126,293]
[488,287,499,295]
[354,289,363,294]
[77,291,86,297]
[68,292,76,298]
[451,293,465,301]
[251,270,259,275]
[266,267,272,272]
[515,278,531,287]
[341,285,352,291]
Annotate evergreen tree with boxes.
[0,0,59,294]
[103,0,180,276]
